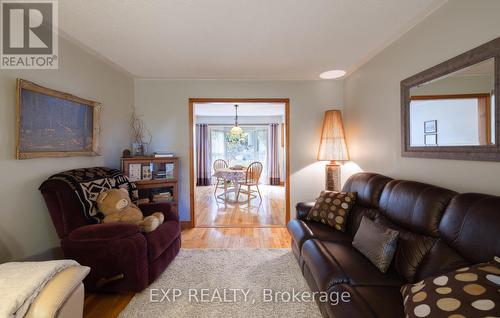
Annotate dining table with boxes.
[213,167,247,203]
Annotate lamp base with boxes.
[325,161,341,192]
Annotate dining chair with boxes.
[213,159,229,195]
[236,161,263,203]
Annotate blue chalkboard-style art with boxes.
[16,79,101,159]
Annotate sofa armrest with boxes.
[139,202,179,222]
[296,201,315,220]
[68,223,140,241]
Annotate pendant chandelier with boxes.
[230,104,243,135]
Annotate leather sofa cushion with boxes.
[379,180,456,237]
[305,221,352,243]
[296,201,315,220]
[375,215,435,283]
[321,241,403,287]
[414,239,470,282]
[301,239,349,291]
[302,239,403,292]
[288,219,313,253]
[288,219,352,253]
[324,284,404,318]
[439,193,500,264]
[342,173,392,209]
[346,206,381,236]
[145,220,181,261]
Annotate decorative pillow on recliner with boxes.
[305,191,356,231]
[401,257,500,318]
[352,216,399,273]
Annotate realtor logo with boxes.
[1,0,58,69]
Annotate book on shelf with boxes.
[137,198,150,205]
[153,152,175,158]
[153,192,173,202]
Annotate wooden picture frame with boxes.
[401,37,500,161]
[16,79,101,159]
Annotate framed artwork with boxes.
[424,120,437,134]
[142,165,152,180]
[424,134,438,146]
[16,79,101,159]
[128,163,142,181]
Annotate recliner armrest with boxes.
[139,202,179,222]
[68,223,140,241]
[296,201,315,220]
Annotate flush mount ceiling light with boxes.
[319,69,346,79]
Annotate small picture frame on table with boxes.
[128,163,142,181]
[142,165,152,180]
[424,120,437,134]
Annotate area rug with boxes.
[119,249,322,318]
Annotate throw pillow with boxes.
[352,216,399,273]
[401,257,500,318]
[305,191,356,231]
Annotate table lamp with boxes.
[317,110,349,191]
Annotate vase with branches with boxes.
[130,106,152,156]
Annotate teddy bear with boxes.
[96,188,164,233]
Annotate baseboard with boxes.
[180,221,192,230]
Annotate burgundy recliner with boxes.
[39,168,181,293]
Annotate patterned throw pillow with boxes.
[305,191,357,231]
[401,257,500,318]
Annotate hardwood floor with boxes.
[83,227,291,318]
[84,293,134,318]
[181,227,291,248]
[195,184,285,227]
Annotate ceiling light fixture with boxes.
[230,104,243,135]
[319,69,346,79]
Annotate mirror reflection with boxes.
[409,58,495,147]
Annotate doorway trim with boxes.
[188,98,291,228]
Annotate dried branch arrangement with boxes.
[130,106,152,145]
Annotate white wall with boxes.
[344,0,500,195]
[0,37,133,262]
[134,80,344,220]
[410,99,479,146]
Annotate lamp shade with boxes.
[317,110,349,161]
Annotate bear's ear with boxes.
[97,191,108,204]
[119,188,129,195]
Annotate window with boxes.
[209,126,268,182]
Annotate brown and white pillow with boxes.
[401,256,500,318]
[305,191,356,232]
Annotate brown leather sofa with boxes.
[288,172,500,317]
